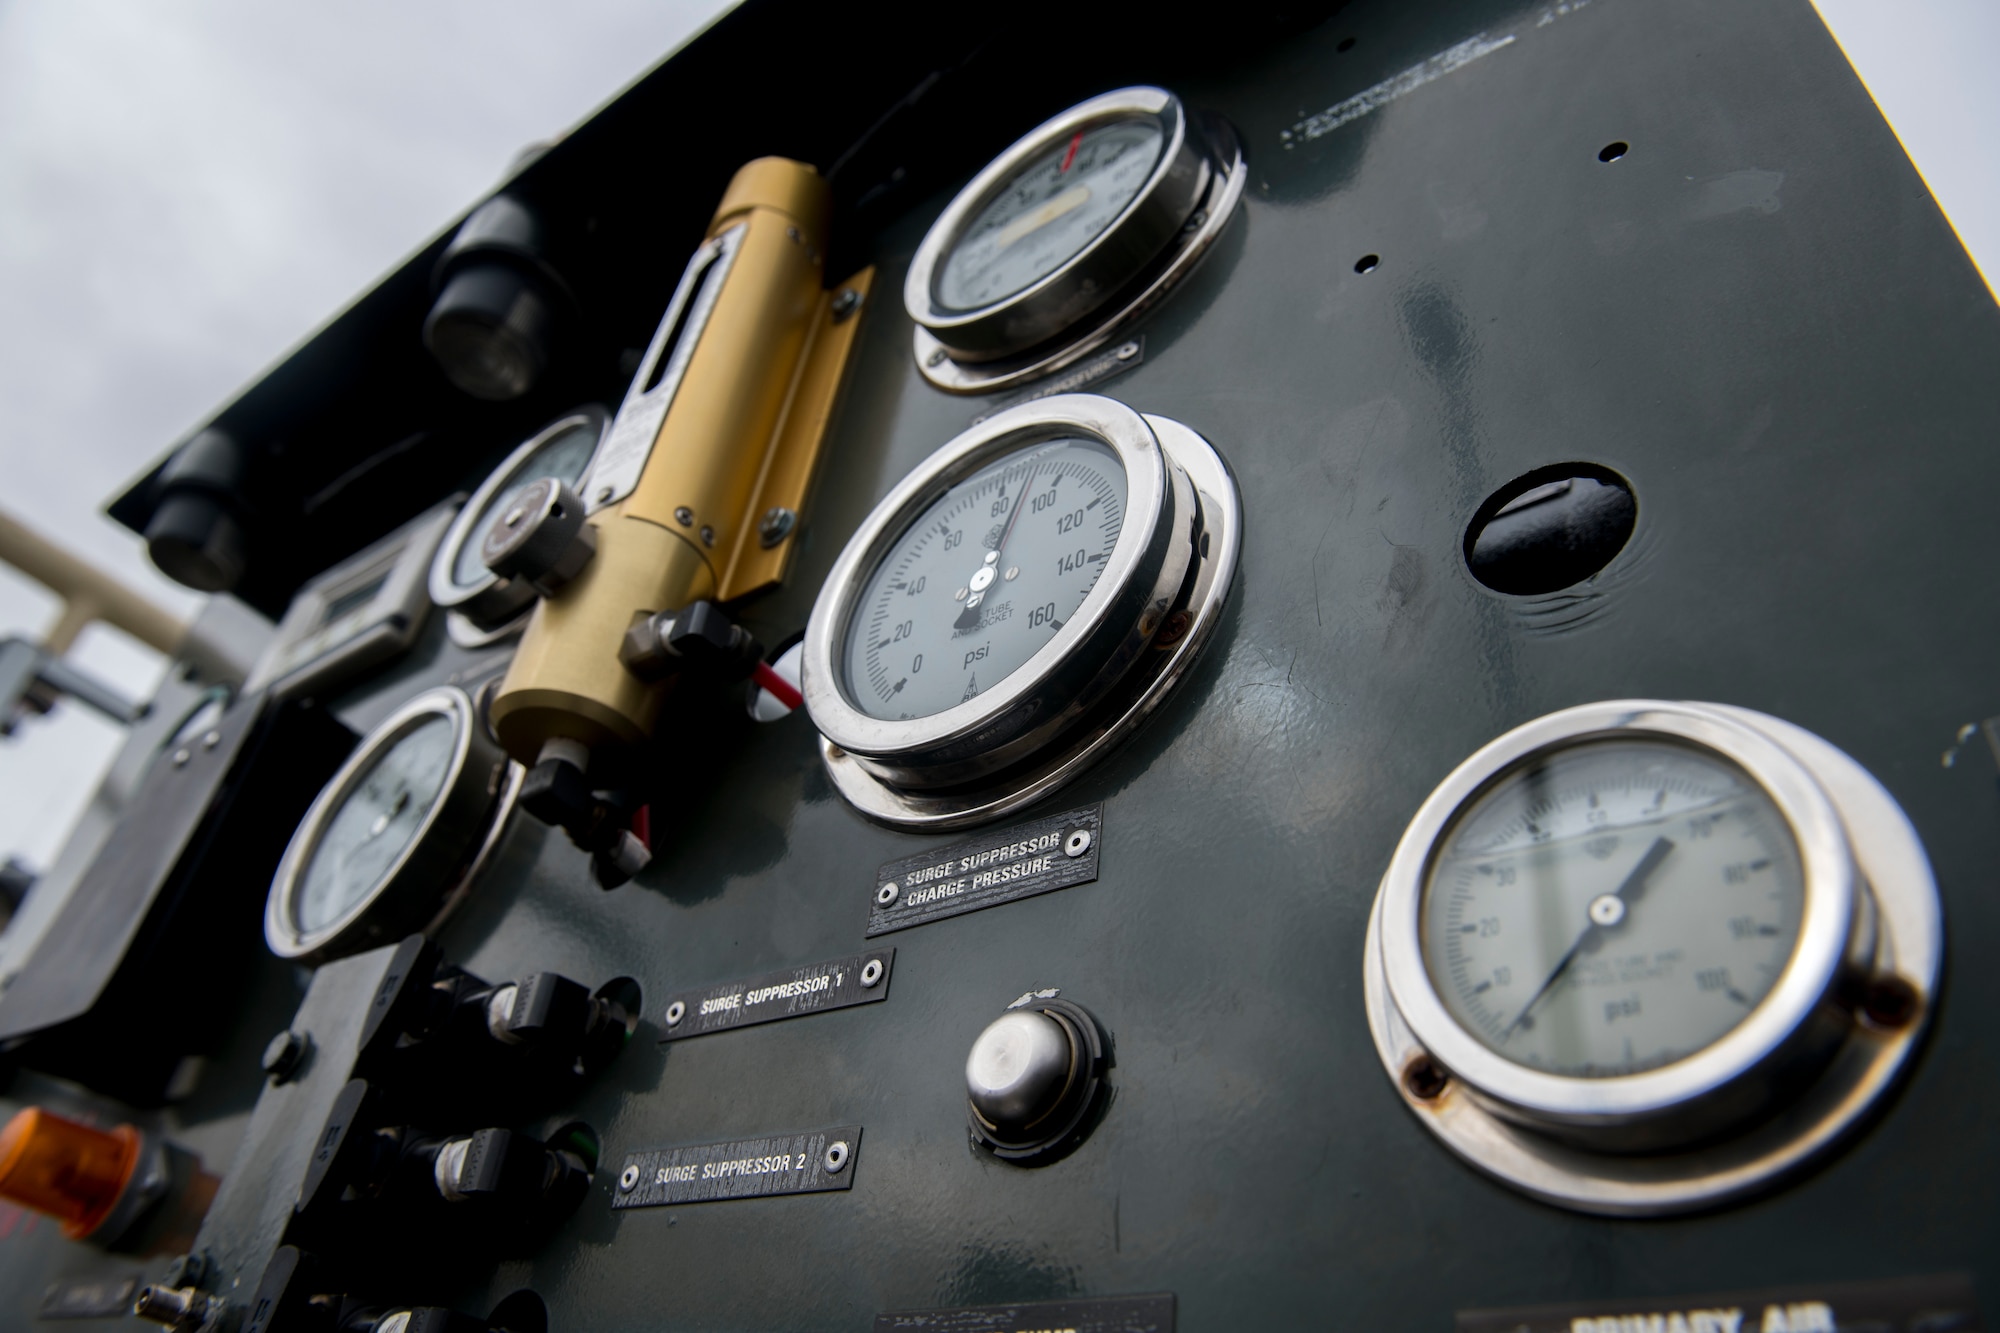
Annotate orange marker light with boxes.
[0,1108,141,1238]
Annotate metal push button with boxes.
[963,996,1109,1164]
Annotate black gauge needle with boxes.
[1502,836,1674,1039]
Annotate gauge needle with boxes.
[1502,836,1675,1040]
[955,464,1041,631]
[993,184,1092,251]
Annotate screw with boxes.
[1063,829,1092,858]
[1402,1055,1449,1101]
[926,348,948,367]
[1183,209,1207,233]
[503,506,526,526]
[162,1251,210,1289]
[665,1000,686,1027]
[876,882,899,907]
[597,485,614,504]
[618,1164,640,1191]
[822,1140,850,1174]
[954,587,968,602]
[1862,976,1920,1029]
[1115,341,1140,361]
[261,1029,310,1083]
[1153,609,1193,649]
[699,525,715,547]
[1004,566,1019,581]
[786,226,802,244]
[758,507,797,548]
[201,731,221,751]
[674,507,694,527]
[831,287,862,322]
[826,744,845,759]
[860,958,884,988]
[171,748,191,768]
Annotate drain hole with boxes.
[1354,254,1380,274]
[1599,141,1629,163]
[1464,464,1636,595]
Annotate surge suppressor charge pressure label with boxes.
[868,803,1102,936]
[613,1127,860,1208]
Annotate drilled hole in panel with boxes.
[1464,464,1636,595]
[1599,141,1629,163]
[1354,254,1380,274]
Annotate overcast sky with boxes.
[0,0,1995,870]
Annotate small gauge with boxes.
[1364,701,1941,1214]
[906,87,1245,393]
[429,406,607,645]
[802,393,1240,827]
[266,687,520,965]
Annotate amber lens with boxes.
[0,1108,140,1238]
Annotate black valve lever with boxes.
[355,936,638,1118]
[239,1247,547,1333]
[618,599,763,683]
[295,1080,596,1247]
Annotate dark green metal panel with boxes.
[23,0,2000,1328]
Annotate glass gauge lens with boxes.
[451,421,599,588]
[842,436,1126,721]
[1420,739,1807,1078]
[294,714,458,933]
[936,119,1164,311]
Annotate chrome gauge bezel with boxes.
[803,395,1239,828]
[1364,700,1941,1215]
[429,405,608,646]
[907,87,1246,394]
[265,686,520,965]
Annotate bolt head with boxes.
[875,882,899,907]
[261,1029,310,1082]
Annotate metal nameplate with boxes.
[1456,1273,1980,1333]
[612,1126,860,1209]
[657,949,894,1042]
[969,337,1145,426]
[40,1277,140,1320]
[867,804,1103,937]
[877,1293,1174,1332]
[587,222,746,513]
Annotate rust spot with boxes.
[1861,976,1920,1031]
[1152,610,1193,650]
[1402,1055,1449,1102]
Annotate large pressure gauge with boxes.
[428,407,607,646]
[803,394,1239,827]
[266,687,521,965]
[1363,701,1940,1214]
[907,87,1244,393]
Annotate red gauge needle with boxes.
[1059,131,1082,174]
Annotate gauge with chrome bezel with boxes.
[906,87,1245,394]
[802,393,1239,828]
[1363,700,1940,1215]
[429,405,607,646]
[266,686,521,966]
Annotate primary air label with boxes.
[40,1278,140,1320]
[969,337,1145,426]
[867,804,1103,937]
[657,949,893,1042]
[877,1292,1174,1332]
[612,1126,860,1209]
[1456,1273,1980,1333]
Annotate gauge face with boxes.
[935,119,1164,312]
[294,714,458,934]
[841,436,1126,721]
[1420,739,1807,1078]
[450,420,599,588]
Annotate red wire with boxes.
[752,660,803,712]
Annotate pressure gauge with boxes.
[428,406,607,646]
[1364,701,1940,1215]
[907,87,1245,393]
[802,393,1239,828]
[266,687,521,965]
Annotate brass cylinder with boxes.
[491,158,830,766]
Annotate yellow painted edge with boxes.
[1807,0,1998,309]
[718,265,877,601]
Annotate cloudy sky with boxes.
[0,0,1995,869]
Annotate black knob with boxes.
[480,478,594,596]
